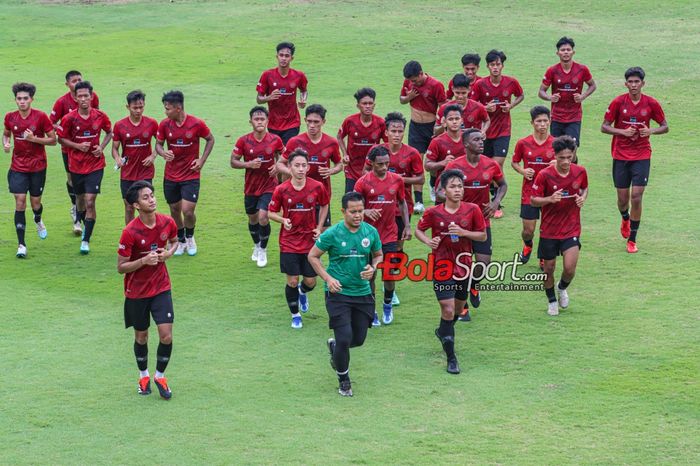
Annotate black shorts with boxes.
[244,192,273,215]
[538,236,581,261]
[8,169,46,197]
[124,290,174,331]
[163,178,200,204]
[325,292,375,329]
[483,136,510,158]
[551,121,581,146]
[280,252,317,277]
[269,127,300,145]
[472,226,492,255]
[612,159,650,189]
[382,241,399,255]
[395,215,411,240]
[120,178,153,199]
[62,151,70,173]
[345,178,357,193]
[408,120,435,154]
[520,204,540,220]
[433,279,469,301]
[71,169,103,195]
[315,204,331,227]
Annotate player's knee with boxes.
[631,191,644,204]
[287,276,300,288]
[543,261,556,274]
[134,331,148,345]
[258,210,269,226]
[14,197,27,210]
[159,333,172,345]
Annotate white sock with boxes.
[139,370,149,378]
[291,312,301,318]
[155,371,165,379]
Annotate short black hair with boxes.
[552,136,577,154]
[461,127,482,145]
[74,81,93,94]
[403,60,422,79]
[305,104,326,119]
[342,191,364,209]
[485,49,506,64]
[556,37,575,49]
[625,67,645,81]
[530,105,550,121]
[440,169,465,189]
[125,180,154,205]
[443,104,463,119]
[461,53,481,66]
[162,90,184,107]
[276,42,295,55]
[367,145,390,161]
[65,70,82,82]
[384,112,406,129]
[249,105,269,118]
[12,82,36,97]
[288,148,308,164]
[451,74,471,89]
[126,90,145,105]
[353,87,376,102]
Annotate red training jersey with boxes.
[256,68,308,131]
[4,109,54,173]
[112,116,159,181]
[417,202,486,280]
[445,155,504,228]
[446,74,482,100]
[57,108,112,174]
[233,131,285,196]
[268,178,329,254]
[604,93,666,161]
[401,74,446,115]
[425,132,466,180]
[471,75,523,139]
[354,171,406,244]
[118,213,178,299]
[512,134,555,205]
[338,113,386,181]
[532,164,588,239]
[50,91,100,126]
[542,62,593,123]
[157,115,211,182]
[437,99,489,131]
[282,132,341,196]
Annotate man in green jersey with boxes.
[308,191,383,397]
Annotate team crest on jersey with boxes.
[160,233,168,241]
[482,172,490,180]
[502,91,509,97]
[572,182,580,190]
[92,123,99,130]
[265,147,273,154]
[641,110,648,116]
[459,219,469,228]
[321,150,328,157]
[371,131,379,139]
[185,131,193,138]
[389,188,396,195]
[30,125,36,131]
[307,195,315,203]
[361,238,370,248]
[290,83,296,89]
[143,131,150,137]
[399,161,406,168]
[467,116,475,122]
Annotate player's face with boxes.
[250,111,268,132]
[15,92,33,111]
[463,64,479,79]
[134,188,157,213]
[163,102,181,121]
[555,149,574,173]
[532,114,550,135]
[408,72,426,87]
[556,45,574,62]
[357,96,375,116]
[305,113,324,137]
[445,111,463,133]
[371,154,390,178]
[452,87,469,105]
[127,100,145,119]
[487,59,503,77]
[66,75,82,92]
[465,132,484,154]
[289,156,309,180]
[443,177,464,203]
[342,200,365,228]
[386,122,405,145]
[276,48,293,68]
[625,76,645,96]
[75,88,92,110]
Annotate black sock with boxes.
[248,223,260,245]
[383,286,394,305]
[259,224,271,249]
[545,286,557,303]
[620,209,630,221]
[66,182,76,205]
[300,282,314,293]
[14,210,26,245]
[285,285,300,314]
[558,279,570,290]
[134,341,148,371]
[185,227,195,238]
[429,175,436,188]
[156,342,172,373]
[33,205,43,223]
[437,318,455,358]
[524,239,533,247]
[629,220,640,242]
[177,228,186,243]
[414,190,423,203]
[77,210,86,223]
[83,218,96,242]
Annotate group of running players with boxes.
[3,38,668,397]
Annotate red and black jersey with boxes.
[57,108,112,174]
[4,109,53,173]
[532,164,588,239]
[233,131,285,196]
[112,116,158,181]
[156,115,211,182]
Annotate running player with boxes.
[56,81,112,255]
[415,169,486,374]
[435,74,489,137]
[256,42,308,144]
[118,180,179,399]
[446,53,482,99]
[538,37,596,150]
[112,90,159,225]
[511,106,555,268]
[268,149,329,329]
[354,145,410,326]
[277,104,342,230]
[471,50,523,218]
[530,136,588,316]
[155,90,215,257]
[231,106,284,267]
[601,67,668,253]
[399,60,446,213]
[337,87,386,193]
[308,191,383,397]
[3,82,56,258]
[444,128,507,321]
[425,104,466,189]
[50,70,100,235]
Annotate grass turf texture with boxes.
[1,0,698,464]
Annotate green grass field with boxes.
[1,1,698,464]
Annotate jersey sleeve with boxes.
[256,71,269,95]
[281,137,297,159]
[470,81,484,103]
[118,228,134,258]
[400,79,410,97]
[531,171,547,199]
[493,160,505,182]
[112,122,123,143]
[434,80,447,103]
[436,104,445,122]
[446,79,454,100]
[329,140,341,163]
[50,99,62,124]
[353,177,367,198]
[318,184,330,206]
[93,93,100,109]
[379,119,388,143]
[511,78,523,97]
[416,207,433,231]
[273,135,285,154]
[650,98,666,124]
[101,113,112,133]
[410,150,425,174]
[315,227,334,251]
[395,176,406,201]
[167,217,178,240]
[56,114,72,139]
[298,72,308,92]
[268,185,283,213]
[542,66,553,87]
[582,65,593,83]
[338,117,350,138]
[156,120,167,143]
[370,226,382,253]
[232,136,246,156]
[512,139,524,163]
[3,113,10,133]
[604,97,620,123]
[580,168,589,191]
[197,119,211,138]
[476,102,489,123]
[39,112,54,135]
[425,138,440,162]
[470,205,486,232]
